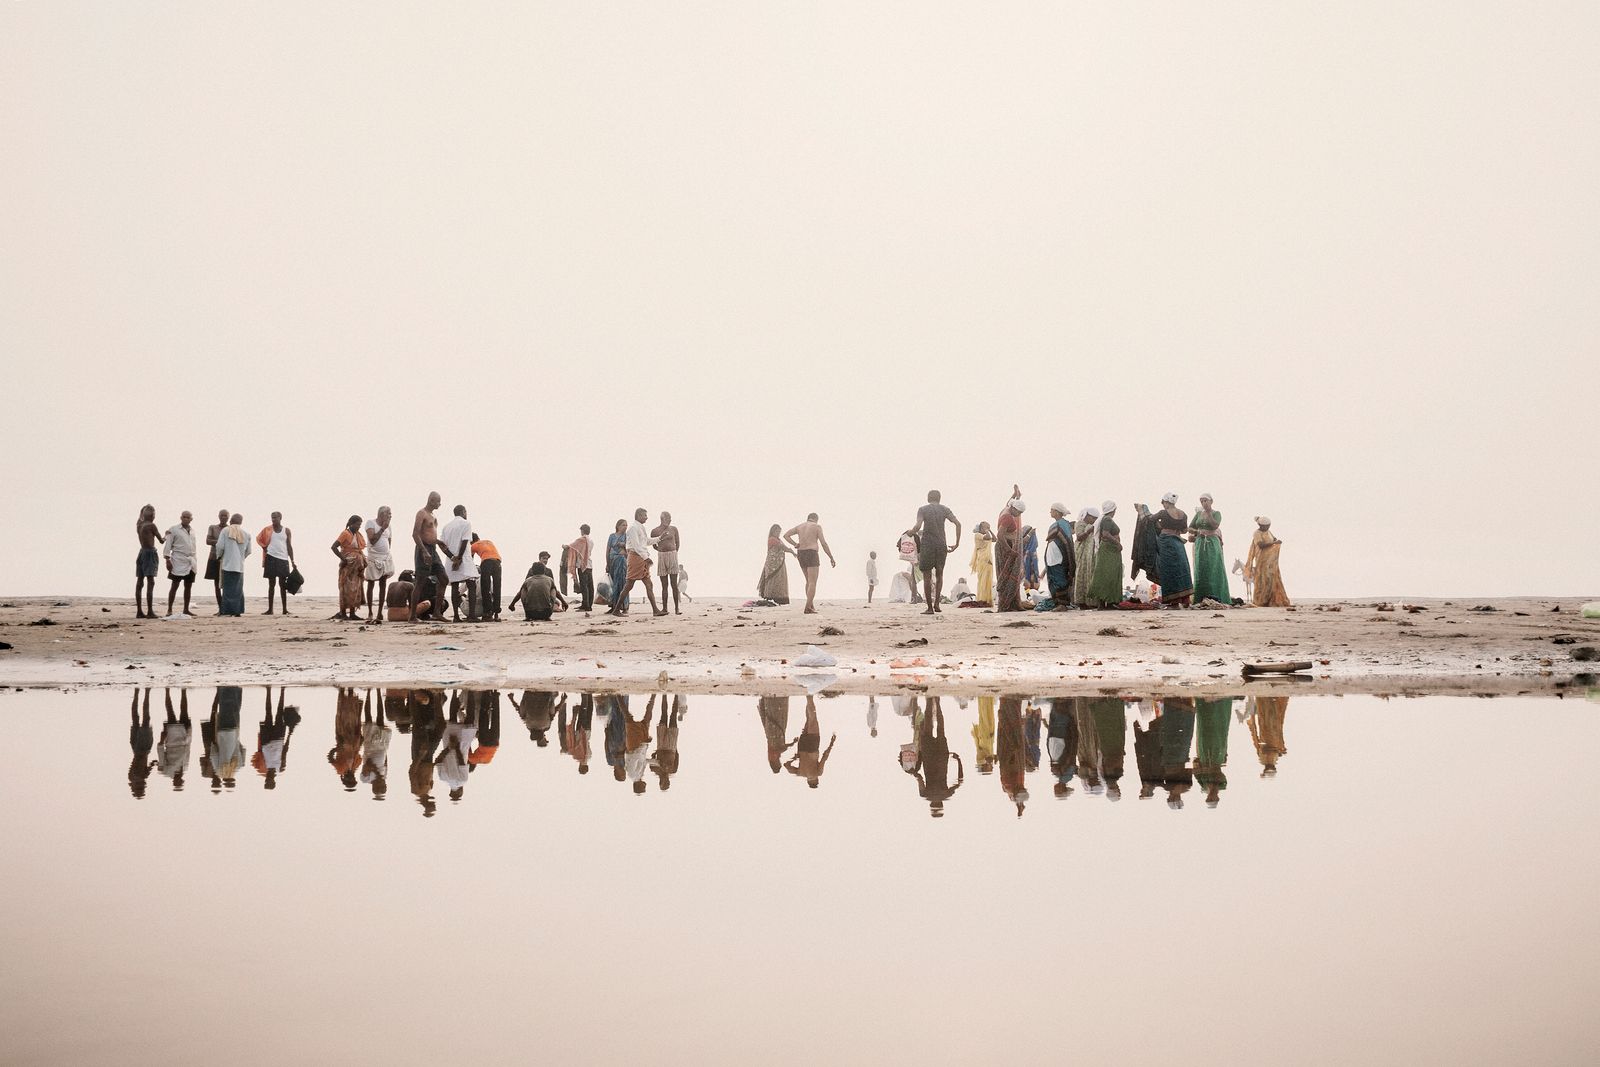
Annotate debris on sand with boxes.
[1242,660,1313,677]
[1469,605,1498,613]
[0,642,13,651]
[28,618,56,626]
[894,637,929,648]
[1573,647,1599,662]
[818,626,845,637]
[1097,627,1124,637]
[1003,620,1035,628]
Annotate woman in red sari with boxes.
[995,486,1026,612]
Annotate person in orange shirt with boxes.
[470,534,503,621]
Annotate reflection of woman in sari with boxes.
[997,695,1028,816]
[1193,697,1232,807]
[757,524,793,604]
[1244,517,1290,607]
[605,519,630,612]
[1155,493,1193,607]
[332,516,366,620]
[1247,695,1289,775]
[1086,502,1124,608]
[1188,495,1230,605]
[972,696,997,774]
[970,523,995,605]
[994,489,1025,612]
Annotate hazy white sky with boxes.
[3,3,1596,599]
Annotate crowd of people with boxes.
[126,685,1292,819]
[861,486,1291,613]
[132,486,1291,622]
[131,495,696,622]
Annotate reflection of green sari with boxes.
[1191,508,1230,604]
[1194,697,1232,800]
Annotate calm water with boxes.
[1,686,1597,1065]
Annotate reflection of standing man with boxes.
[784,695,837,788]
[157,688,193,792]
[911,695,963,817]
[128,687,156,798]
[164,510,198,618]
[204,508,229,614]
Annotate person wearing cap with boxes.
[1155,493,1194,607]
[1086,501,1124,608]
[1244,516,1290,607]
[1043,504,1076,609]
[1188,494,1231,606]
[994,484,1027,612]
[1072,507,1099,607]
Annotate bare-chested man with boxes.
[783,512,836,614]
[135,504,164,618]
[412,492,446,621]
[204,508,229,613]
[652,511,683,615]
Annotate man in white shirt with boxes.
[363,506,396,623]
[439,504,479,622]
[607,507,664,617]
[163,511,198,617]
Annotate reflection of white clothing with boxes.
[439,518,478,582]
[361,723,392,783]
[165,526,197,576]
[625,746,650,782]
[261,738,285,772]
[158,724,191,778]
[438,723,476,788]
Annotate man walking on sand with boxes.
[653,511,683,615]
[256,512,296,615]
[204,508,229,614]
[135,505,163,619]
[164,510,198,618]
[439,504,479,622]
[569,524,595,612]
[784,513,836,614]
[909,489,962,614]
[609,507,665,617]
[412,492,446,621]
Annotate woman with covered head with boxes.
[330,515,366,621]
[605,519,630,613]
[1154,492,1193,607]
[1086,500,1124,608]
[1071,506,1099,607]
[1244,516,1290,607]
[1188,493,1230,605]
[994,486,1026,612]
[757,523,793,604]
[969,521,996,605]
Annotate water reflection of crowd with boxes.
[126,686,1291,817]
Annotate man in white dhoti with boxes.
[163,511,198,618]
[439,504,479,621]
[363,506,397,623]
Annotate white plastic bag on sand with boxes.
[794,645,837,668]
[1583,603,1600,619]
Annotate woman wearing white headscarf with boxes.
[1155,492,1194,607]
[1244,517,1290,607]
[1072,507,1099,607]
[1086,501,1124,608]
[994,485,1026,612]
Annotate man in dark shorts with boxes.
[909,489,962,613]
[204,508,228,613]
[134,505,164,619]
[783,513,836,614]
[411,491,445,620]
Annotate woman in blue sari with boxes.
[1155,492,1193,607]
[1021,525,1041,590]
[605,519,630,613]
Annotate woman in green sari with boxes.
[1188,494,1230,605]
[1086,501,1124,608]
[1071,507,1098,607]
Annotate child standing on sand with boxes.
[866,551,879,603]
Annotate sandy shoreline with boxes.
[1,595,1595,698]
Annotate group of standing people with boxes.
[133,494,694,624]
[885,487,1291,613]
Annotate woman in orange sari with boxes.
[1244,516,1290,607]
[330,515,367,621]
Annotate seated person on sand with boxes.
[510,568,568,622]
[387,570,432,623]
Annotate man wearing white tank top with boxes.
[257,512,296,615]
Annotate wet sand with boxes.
[2,594,1594,697]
